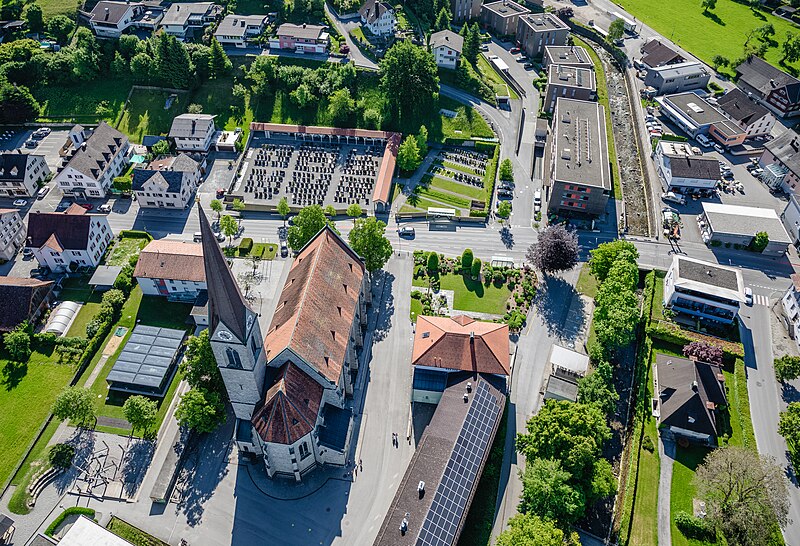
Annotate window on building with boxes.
[225,347,242,368]
[298,442,310,460]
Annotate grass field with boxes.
[476,56,520,100]
[438,96,495,140]
[617,0,800,77]
[107,517,169,546]
[576,263,600,299]
[36,0,80,18]
[410,297,423,322]
[104,237,150,267]
[117,89,190,143]
[36,78,132,124]
[671,446,720,546]
[429,177,486,200]
[413,273,512,315]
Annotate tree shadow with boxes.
[372,271,396,343]
[701,10,726,26]
[500,226,514,249]
[532,275,585,342]
[781,381,800,404]
[120,438,155,496]
[1,360,27,391]
[751,9,766,21]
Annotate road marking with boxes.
[754,294,770,307]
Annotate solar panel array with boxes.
[106,325,186,392]
[416,382,500,546]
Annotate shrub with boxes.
[45,507,96,537]
[683,341,724,367]
[674,511,714,540]
[118,230,152,240]
[48,443,75,470]
[461,248,473,271]
[642,434,655,453]
[492,269,505,283]
[239,237,253,253]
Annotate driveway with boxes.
[657,436,675,546]
[325,2,378,70]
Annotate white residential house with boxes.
[169,114,216,152]
[25,204,113,272]
[430,30,463,69]
[132,154,200,209]
[359,0,395,36]
[134,240,206,301]
[54,122,130,198]
[782,274,800,349]
[653,140,721,191]
[0,152,50,197]
[663,255,745,324]
[214,14,268,47]
[716,88,776,138]
[160,2,221,40]
[85,1,162,38]
[0,209,25,261]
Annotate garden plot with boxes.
[404,148,490,215]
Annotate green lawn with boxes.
[476,56,520,100]
[36,77,132,124]
[405,195,466,214]
[116,89,190,143]
[66,302,102,339]
[572,36,622,201]
[439,96,495,141]
[104,237,150,267]
[86,288,192,436]
[671,446,720,546]
[417,188,472,209]
[36,0,80,18]
[617,0,800,77]
[428,176,486,201]
[441,160,480,176]
[410,297,423,323]
[413,273,512,315]
[107,517,168,546]
[576,263,600,299]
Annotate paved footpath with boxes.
[657,437,675,546]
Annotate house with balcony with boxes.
[134,240,205,301]
[214,14,268,47]
[736,55,800,119]
[654,140,720,192]
[0,152,50,197]
[760,131,800,196]
[53,123,129,198]
[643,62,710,96]
[270,23,328,54]
[481,0,529,37]
[0,209,25,261]
[132,153,200,209]
[169,114,216,152]
[716,88,775,138]
[781,274,800,349]
[663,255,745,324]
[451,0,481,22]
[359,0,395,37]
[160,2,222,40]
[430,30,462,69]
[25,204,113,272]
[543,64,596,114]
[84,1,163,38]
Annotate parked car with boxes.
[524,62,534,69]
[22,247,33,257]
[713,143,725,154]
[12,199,27,207]
[24,139,37,148]
[497,189,513,198]
[216,188,226,199]
[36,186,50,199]
[510,47,520,54]
[398,226,415,238]
[695,134,712,147]
[33,128,51,138]
[691,147,702,155]
[744,287,753,306]
[78,203,93,210]
[751,167,763,176]
[662,191,686,205]
[98,204,112,213]
[280,241,288,258]
[193,232,202,242]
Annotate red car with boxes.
[78,203,93,211]
[510,47,521,54]
[216,189,226,199]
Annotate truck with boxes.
[609,11,637,34]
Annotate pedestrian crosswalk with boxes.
[752,293,770,307]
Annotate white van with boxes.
[695,134,711,148]
[662,191,686,205]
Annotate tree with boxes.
[328,88,355,122]
[588,240,639,282]
[151,139,170,156]
[110,51,128,77]
[461,248,473,271]
[499,158,514,181]
[461,23,480,65]
[711,55,729,70]
[427,251,439,273]
[683,341,724,367]
[219,214,238,245]
[123,395,158,436]
[380,40,439,124]
[779,402,800,462]
[290,83,313,107]
[701,0,717,13]
[471,257,482,278]
[0,83,39,123]
[277,197,291,226]
[52,386,96,427]
[751,231,769,252]
[608,18,625,41]
[188,103,204,114]
[434,6,451,31]
[397,135,422,172]
[695,446,789,545]
[324,204,337,217]
[519,458,586,524]
[757,23,775,41]
[781,32,800,64]
[416,125,428,154]
[112,175,132,193]
[774,355,800,382]
[577,360,619,415]
[287,204,338,250]
[48,443,75,470]
[154,33,193,89]
[526,225,579,274]
[346,203,362,223]
[497,201,512,221]
[175,388,225,434]
[496,513,565,546]
[130,52,152,82]
[180,330,225,393]
[0,0,23,20]
[232,198,245,226]
[348,217,393,273]
[25,3,43,33]
[3,327,30,362]
[208,37,232,79]
[210,199,223,219]
[363,107,382,129]
[46,15,74,44]
[516,400,611,483]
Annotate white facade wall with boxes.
[55,144,129,197]
[32,217,112,271]
[0,155,50,197]
[364,10,395,36]
[134,170,198,209]
[0,212,24,261]
[137,276,206,297]
[434,45,459,69]
[173,130,215,152]
[742,111,776,137]
[782,286,800,348]
[782,195,800,245]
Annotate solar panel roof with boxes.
[106,325,186,392]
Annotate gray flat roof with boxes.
[548,64,596,90]
[107,325,186,395]
[551,98,611,190]
[544,45,592,67]
[661,92,726,128]
[482,0,529,17]
[519,12,568,31]
[649,61,708,79]
[702,202,791,243]
[89,265,123,287]
[544,374,578,401]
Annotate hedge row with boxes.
[645,322,744,361]
[45,507,96,536]
[118,230,153,241]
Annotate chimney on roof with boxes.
[691,380,698,391]
[466,381,472,393]
[302,22,306,28]
[770,78,776,87]
[463,392,469,403]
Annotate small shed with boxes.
[549,345,589,378]
[89,266,123,291]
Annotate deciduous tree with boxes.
[277,197,291,227]
[519,458,586,524]
[113,175,132,193]
[180,330,224,393]
[123,395,158,436]
[0,82,39,123]
[526,225,579,274]
[701,0,717,13]
[25,3,43,33]
[3,327,30,362]
[499,158,513,181]
[328,88,355,123]
[577,360,618,415]
[781,32,800,64]
[778,402,800,462]
[348,217,393,273]
[608,18,625,41]
[287,204,338,250]
[175,388,225,434]
[397,135,422,172]
[497,201,511,220]
[496,513,566,546]
[52,386,96,427]
[683,341,724,367]
[151,139,170,156]
[210,199,223,219]
[219,214,238,245]
[346,203,362,222]
[380,40,439,125]
[46,15,75,45]
[461,248,473,271]
[774,355,800,382]
[588,240,638,281]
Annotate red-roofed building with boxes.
[412,315,510,404]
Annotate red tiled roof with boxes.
[372,132,400,206]
[264,226,365,384]
[412,315,510,375]
[251,362,323,445]
[134,240,205,283]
